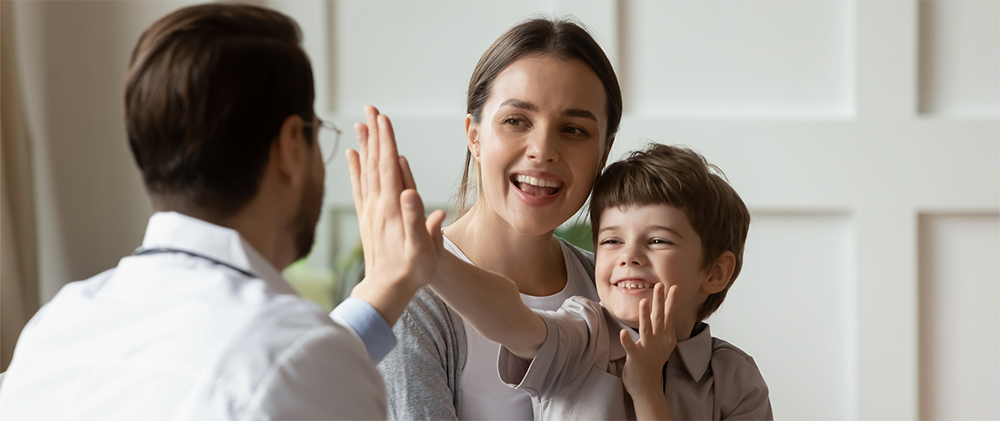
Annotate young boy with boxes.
[424,143,772,420]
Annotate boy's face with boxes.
[595,204,711,329]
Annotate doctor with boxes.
[0,4,443,420]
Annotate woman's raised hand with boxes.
[345,105,446,326]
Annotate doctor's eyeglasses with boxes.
[303,118,341,164]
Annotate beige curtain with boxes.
[1,0,41,372]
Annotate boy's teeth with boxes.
[516,174,559,188]
[617,280,651,290]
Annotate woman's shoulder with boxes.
[558,238,595,273]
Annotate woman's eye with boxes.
[599,238,621,245]
[650,238,674,245]
[503,117,526,127]
[563,126,589,136]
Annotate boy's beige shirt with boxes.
[498,296,773,420]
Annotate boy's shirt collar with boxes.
[606,316,714,383]
[675,322,713,382]
[605,307,638,363]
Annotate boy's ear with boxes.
[273,114,309,187]
[465,114,480,162]
[703,251,736,295]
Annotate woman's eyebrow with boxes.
[499,98,537,111]
[498,99,597,122]
[564,108,597,122]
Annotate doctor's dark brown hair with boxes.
[589,144,751,321]
[454,18,623,216]
[125,4,315,216]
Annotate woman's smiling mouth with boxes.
[511,174,562,196]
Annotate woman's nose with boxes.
[525,126,559,163]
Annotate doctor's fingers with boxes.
[354,122,373,208]
[376,114,404,197]
[347,149,364,219]
[363,105,382,198]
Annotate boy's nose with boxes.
[618,251,644,267]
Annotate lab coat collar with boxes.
[140,211,297,296]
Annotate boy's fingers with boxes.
[639,298,652,340]
[620,329,637,355]
[346,149,363,217]
[664,285,679,325]
[651,283,665,332]
[399,155,417,191]
[400,189,425,244]
[426,209,446,250]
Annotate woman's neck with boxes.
[444,205,568,297]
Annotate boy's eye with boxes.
[650,238,674,245]
[599,238,621,245]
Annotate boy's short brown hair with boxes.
[589,144,750,320]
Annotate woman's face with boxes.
[467,54,607,235]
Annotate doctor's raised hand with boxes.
[346,105,447,326]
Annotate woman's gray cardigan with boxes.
[376,240,596,420]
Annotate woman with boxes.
[378,18,623,420]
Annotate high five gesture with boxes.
[346,105,446,326]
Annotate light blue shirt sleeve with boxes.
[330,297,397,364]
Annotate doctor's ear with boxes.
[274,114,309,186]
[465,114,480,161]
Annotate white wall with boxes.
[3,0,997,419]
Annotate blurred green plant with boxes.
[283,259,337,311]
[554,222,593,252]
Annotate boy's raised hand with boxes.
[345,105,446,327]
[620,283,678,420]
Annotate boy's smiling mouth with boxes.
[613,279,655,290]
[512,174,562,196]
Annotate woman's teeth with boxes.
[515,174,560,188]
